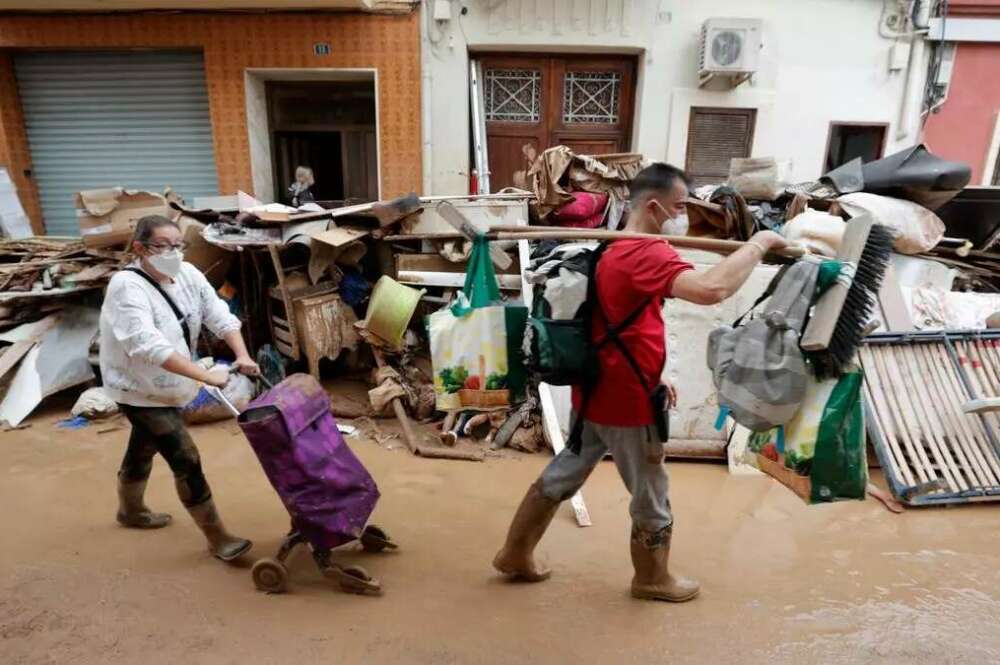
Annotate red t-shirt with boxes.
[571,239,694,426]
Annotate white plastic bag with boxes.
[782,209,847,257]
[182,361,256,424]
[838,192,945,254]
[728,157,791,201]
[71,387,118,420]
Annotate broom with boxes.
[799,214,895,376]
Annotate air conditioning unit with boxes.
[698,18,762,85]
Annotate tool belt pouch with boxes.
[652,384,670,444]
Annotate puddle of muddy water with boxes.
[763,587,1000,664]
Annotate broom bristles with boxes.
[812,223,895,377]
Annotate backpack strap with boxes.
[568,244,656,453]
[124,267,193,351]
[731,263,792,328]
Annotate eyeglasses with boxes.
[143,241,188,253]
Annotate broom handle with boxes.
[385,227,805,259]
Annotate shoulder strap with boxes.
[124,267,192,350]
[732,263,792,328]
[593,296,656,393]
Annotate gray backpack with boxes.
[706,257,821,432]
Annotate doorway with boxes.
[475,54,637,191]
[266,81,378,205]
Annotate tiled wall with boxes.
[0,11,421,232]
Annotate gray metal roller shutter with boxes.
[14,50,220,236]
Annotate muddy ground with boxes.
[4,398,1000,665]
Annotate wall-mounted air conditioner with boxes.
[698,18,762,88]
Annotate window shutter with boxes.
[685,107,756,187]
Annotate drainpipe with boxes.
[896,0,933,141]
[420,0,434,196]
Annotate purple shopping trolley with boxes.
[237,373,397,595]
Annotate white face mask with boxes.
[661,214,689,237]
[147,249,183,278]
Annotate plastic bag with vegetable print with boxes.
[744,369,867,503]
[427,236,528,412]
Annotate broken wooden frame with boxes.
[860,330,1000,506]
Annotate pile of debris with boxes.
[0,237,120,330]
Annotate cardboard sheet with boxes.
[0,307,100,427]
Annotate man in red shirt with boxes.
[493,163,788,602]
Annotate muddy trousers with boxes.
[540,419,672,532]
[118,405,212,508]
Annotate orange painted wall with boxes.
[0,12,421,232]
[924,42,1000,184]
[0,51,42,233]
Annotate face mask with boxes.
[661,214,689,237]
[147,249,183,278]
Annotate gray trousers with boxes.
[540,419,672,532]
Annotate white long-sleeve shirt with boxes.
[99,261,242,407]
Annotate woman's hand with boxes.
[232,355,261,377]
[204,367,230,388]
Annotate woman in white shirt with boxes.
[100,215,259,562]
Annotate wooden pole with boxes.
[384,228,805,260]
[371,348,484,462]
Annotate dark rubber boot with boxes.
[629,525,700,602]
[186,499,252,562]
[492,479,560,582]
[116,474,172,529]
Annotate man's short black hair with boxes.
[628,163,692,203]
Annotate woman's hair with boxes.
[295,166,315,186]
[132,214,180,245]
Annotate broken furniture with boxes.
[266,245,356,379]
[861,331,1000,506]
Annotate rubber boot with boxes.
[186,498,252,562]
[492,479,560,582]
[116,474,172,529]
[630,525,700,602]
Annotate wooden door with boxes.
[479,55,636,191]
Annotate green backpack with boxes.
[525,242,653,451]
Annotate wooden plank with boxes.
[928,344,1000,481]
[801,215,874,351]
[538,383,592,527]
[435,201,514,270]
[395,253,519,275]
[877,264,915,332]
[962,397,1000,415]
[271,324,295,347]
[397,270,522,290]
[0,341,34,383]
[273,340,296,358]
[913,345,990,488]
[860,346,917,486]
[894,346,965,492]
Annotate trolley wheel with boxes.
[252,558,289,594]
[360,525,398,553]
[337,564,381,595]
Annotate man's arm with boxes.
[670,231,788,306]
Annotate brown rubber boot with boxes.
[116,474,172,529]
[629,525,700,602]
[186,499,252,562]
[492,479,560,582]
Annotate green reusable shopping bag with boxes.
[745,369,868,503]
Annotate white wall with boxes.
[421,0,930,195]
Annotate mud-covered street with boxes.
[4,399,1000,665]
